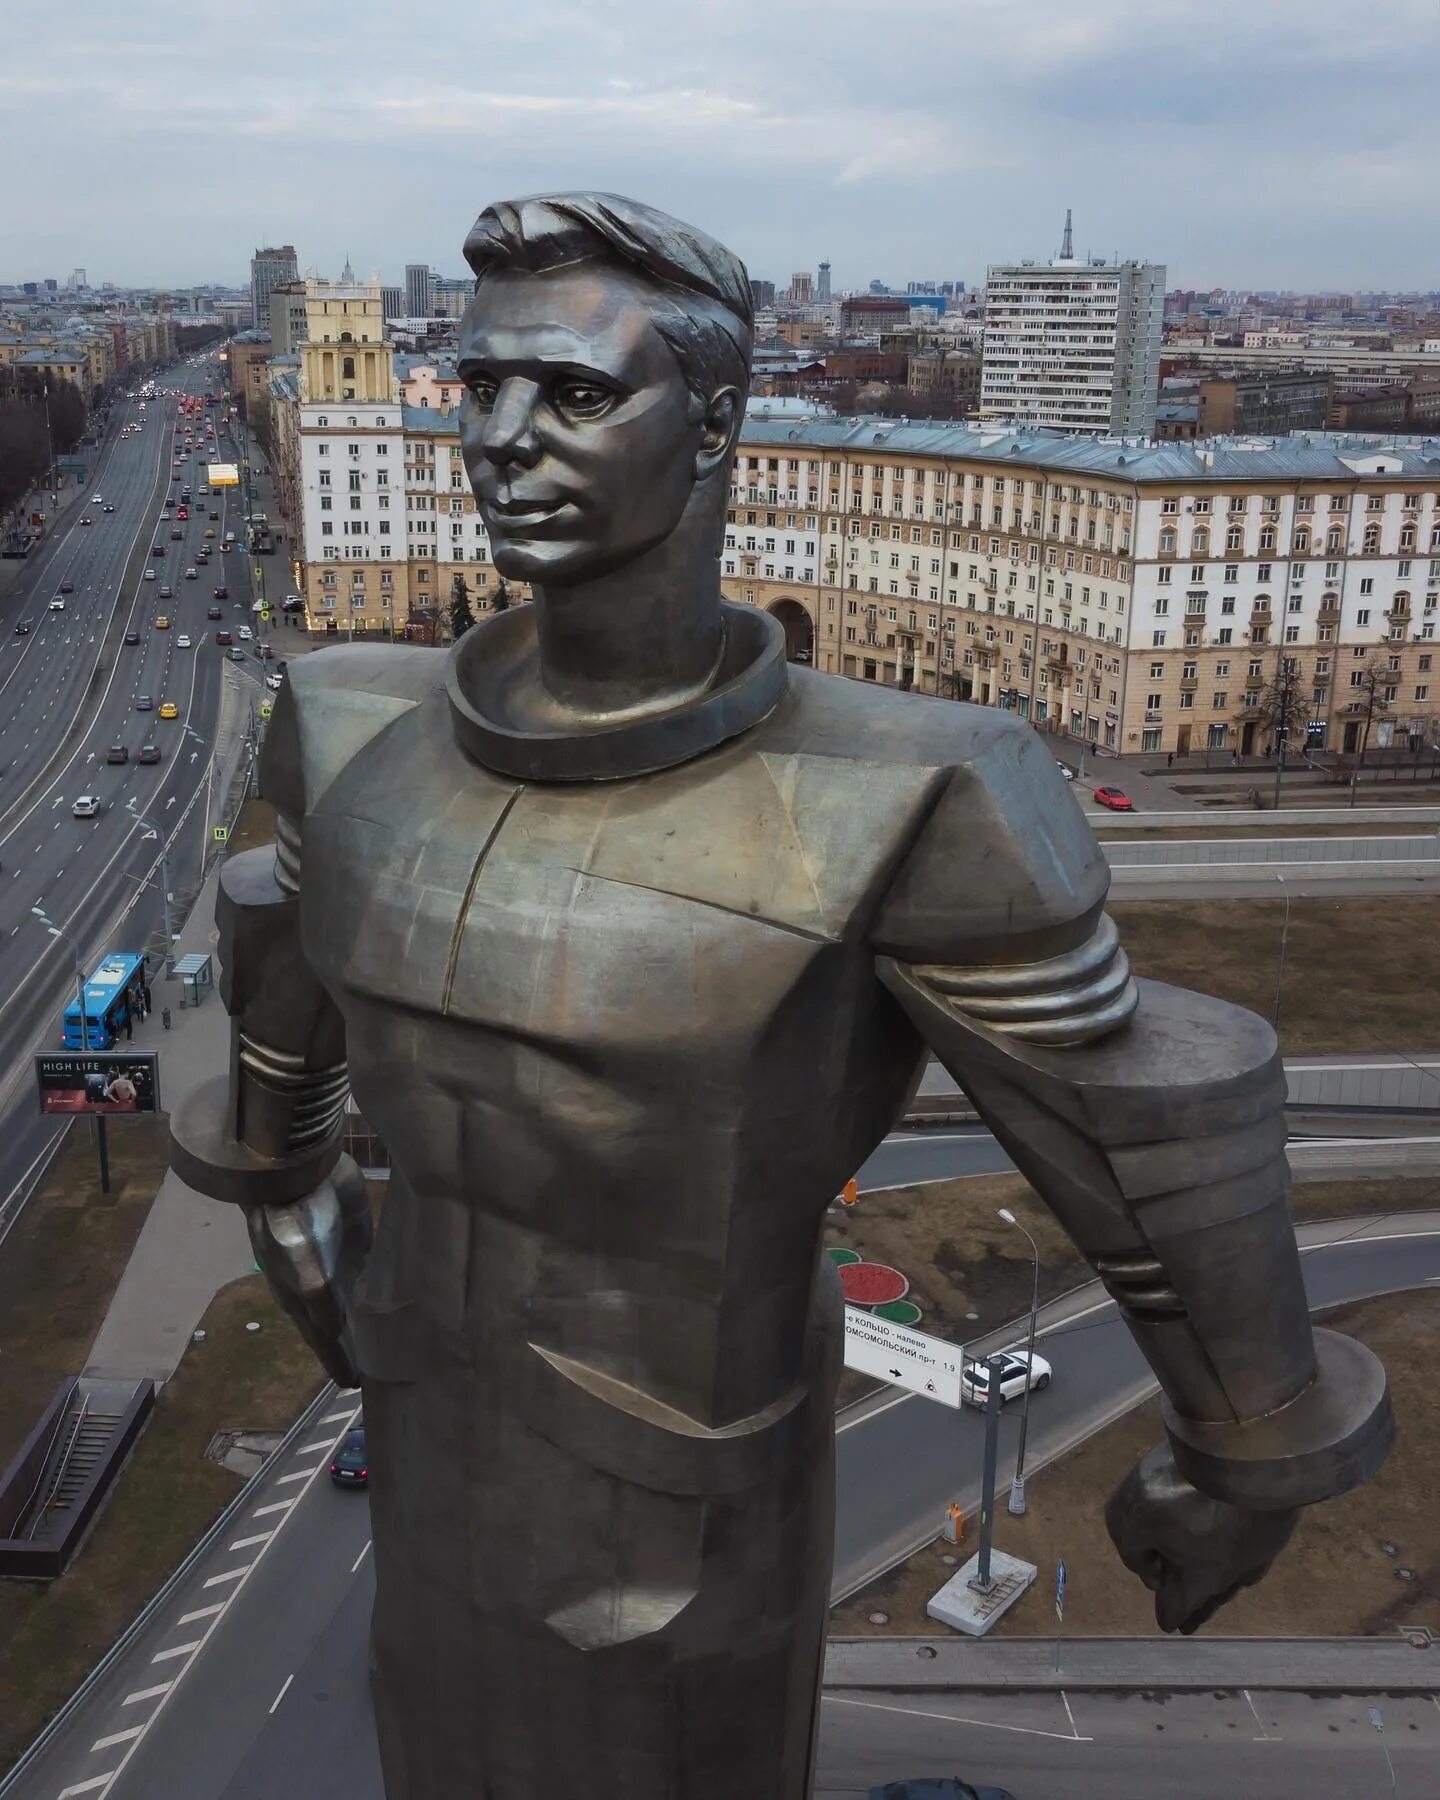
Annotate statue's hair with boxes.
[462,193,753,406]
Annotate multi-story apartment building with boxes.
[722,419,1440,757]
[982,227,1165,437]
[250,246,298,334]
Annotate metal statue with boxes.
[171,193,1392,1798]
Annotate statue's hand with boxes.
[1105,1443,1300,1635]
[245,1155,372,1389]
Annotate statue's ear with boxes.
[696,387,740,479]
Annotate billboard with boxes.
[34,1052,161,1116]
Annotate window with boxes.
[1147,692,1163,711]
[1152,630,1167,647]
[1150,661,1164,679]
[1357,608,1371,626]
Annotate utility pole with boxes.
[998,1209,1041,1515]
[127,804,177,975]
[969,1354,1008,1593]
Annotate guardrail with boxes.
[1105,833,1440,868]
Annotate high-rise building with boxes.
[405,262,434,318]
[751,279,776,310]
[381,285,405,321]
[788,272,813,306]
[816,262,831,304]
[251,245,299,334]
[269,279,309,354]
[980,212,1164,437]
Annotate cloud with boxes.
[3,0,1436,291]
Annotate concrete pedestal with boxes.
[926,1549,1037,1638]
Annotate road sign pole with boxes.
[969,1354,1006,1594]
[1055,1557,1067,1673]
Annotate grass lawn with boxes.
[0,1274,323,1775]
[225,794,276,856]
[829,1288,1440,1641]
[1109,895,1440,1054]
[0,1116,171,1473]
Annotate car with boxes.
[959,1350,1051,1409]
[103,504,115,513]
[237,625,252,641]
[71,795,100,819]
[275,660,288,674]
[203,527,216,539]
[227,645,246,662]
[138,743,162,764]
[329,1427,367,1487]
[176,507,189,521]
[14,619,30,636]
[184,567,198,580]
[868,1783,1016,1800]
[213,585,228,599]
[144,568,156,581]
[124,629,141,645]
[152,544,165,556]
[158,701,179,720]
[176,634,192,648]
[91,494,103,505]
[135,694,153,711]
[170,528,183,540]
[170,471,180,481]
[209,509,220,520]
[59,578,73,593]
[106,744,128,764]
[207,605,222,620]
[49,597,65,611]
[215,630,233,645]
[79,515,92,526]
[266,672,284,691]
[1055,762,1075,782]
[1092,784,1134,812]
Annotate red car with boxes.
[1093,785,1134,812]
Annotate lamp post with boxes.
[125,801,177,976]
[998,1206,1041,1516]
[32,907,88,1048]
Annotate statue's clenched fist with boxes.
[245,1153,371,1389]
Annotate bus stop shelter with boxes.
[173,952,213,1009]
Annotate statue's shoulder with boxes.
[262,644,447,817]
[771,669,1108,965]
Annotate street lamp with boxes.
[32,907,89,1048]
[998,1206,1041,1516]
[125,800,178,976]
[1271,871,1291,1034]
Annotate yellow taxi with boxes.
[203,527,216,539]
[158,701,179,720]
[154,615,171,629]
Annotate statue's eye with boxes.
[553,379,614,419]
[466,377,498,410]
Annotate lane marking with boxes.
[1243,1686,1281,1742]
[57,1778,114,1798]
[320,1411,353,1425]
[251,1499,293,1518]
[227,1531,274,1552]
[176,1604,224,1626]
[201,1566,249,1589]
[89,1728,142,1753]
[268,1673,294,1715]
[351,1538,372,1574]
[823,1693,1092,1743]
[1061,1690,1082,1739]
[275,1465,323,1485]
[121,1683,172,1707]
[296,1440,334,1455]
[149,1641,201,1664]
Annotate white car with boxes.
[266,672,284,691]
[144,569,156,581]
[49,597,65,611]
[176,634,192,648]
[959,1350,1051,1408]
[71,795,99,818]
[237,625,253,642]
[1055,762,1075,782]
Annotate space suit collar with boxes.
[446,601,789,783]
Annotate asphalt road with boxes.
[0,357,273,1235]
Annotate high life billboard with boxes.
[34,1052,161,1117]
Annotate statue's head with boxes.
[458,194,752,587]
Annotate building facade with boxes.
[250,246,298,335]
[405,263,434,320]
[268,280,309,354]
[981,246,1165,437]
[1196,372,1331,438]
[720,420,1440,758]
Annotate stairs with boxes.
[25,1402,127,1543]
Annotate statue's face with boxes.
[458,264,704,586]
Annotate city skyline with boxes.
[3,0,1436,292]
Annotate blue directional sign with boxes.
[1056,1558,1067,1621]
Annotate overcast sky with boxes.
[5,0,1436,294]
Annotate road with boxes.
[9,1197,1438,1800]
[0,358,274,1235]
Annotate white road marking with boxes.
[228,1531,273,1551]
[201,1566,249,1589]
[149,1640,201,1663]
[1243,1686,1281,1741]
[121,1682,172,1707]
[351,1538,372,1574]
[1061,1690,1082,1738]
[57,1777,114,1797]
[251,1498,294,1518]
[296,1440,334,1455]
[176,1603,225,1626]
[320,1411,353,1425]
[275,1465,323,1485]
[89,1727,143,1752]
[823,1693,1093,1743]
[268,1673,294,1715]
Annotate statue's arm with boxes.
[871,734,1392,1630]
[168,684,370,1387]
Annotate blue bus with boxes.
[62,952,147,1050]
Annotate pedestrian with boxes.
[1231,749,1240,767]
[1166,751,1174,768]
[161,1005,172,1031]
[123,1009,133,1043]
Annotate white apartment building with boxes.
[981,221,1164,438]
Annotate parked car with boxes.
[959,1350,1051,1409]
[106,745,128,764]
[329,1427,367,1487]
[71,795,100,818]
[1092,785,1134,812]
[1055,762,1075,782]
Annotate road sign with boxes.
[843,1306,962,1408]
[259,605,270,621]
[212,826,228,842]
[1056,1558,1067,1621]
[260,701,273,720]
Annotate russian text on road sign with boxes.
[842,1305,962,1408]
[213,826,228,842]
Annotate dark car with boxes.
[135,695,153,711]
[138,743,162,764]
[152,544,165,556]
[124,629,141,645]
[213,585,228,599]
[330,1427,367,1486]
[207,604,222,619]
[215,630,233,645]
[103,503,115,514]
[869,1784,1016,1800]
[106,745,128,764]
[14,619,30,636]
[59,578,73,593]
[170,528,183,541]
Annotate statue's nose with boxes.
[481,378,542,469]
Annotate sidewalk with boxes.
[84,862,253,1385]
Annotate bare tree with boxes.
[1244,654,1310,808]
[1344,658,1395,806]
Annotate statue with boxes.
[171,194,1392,1797]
